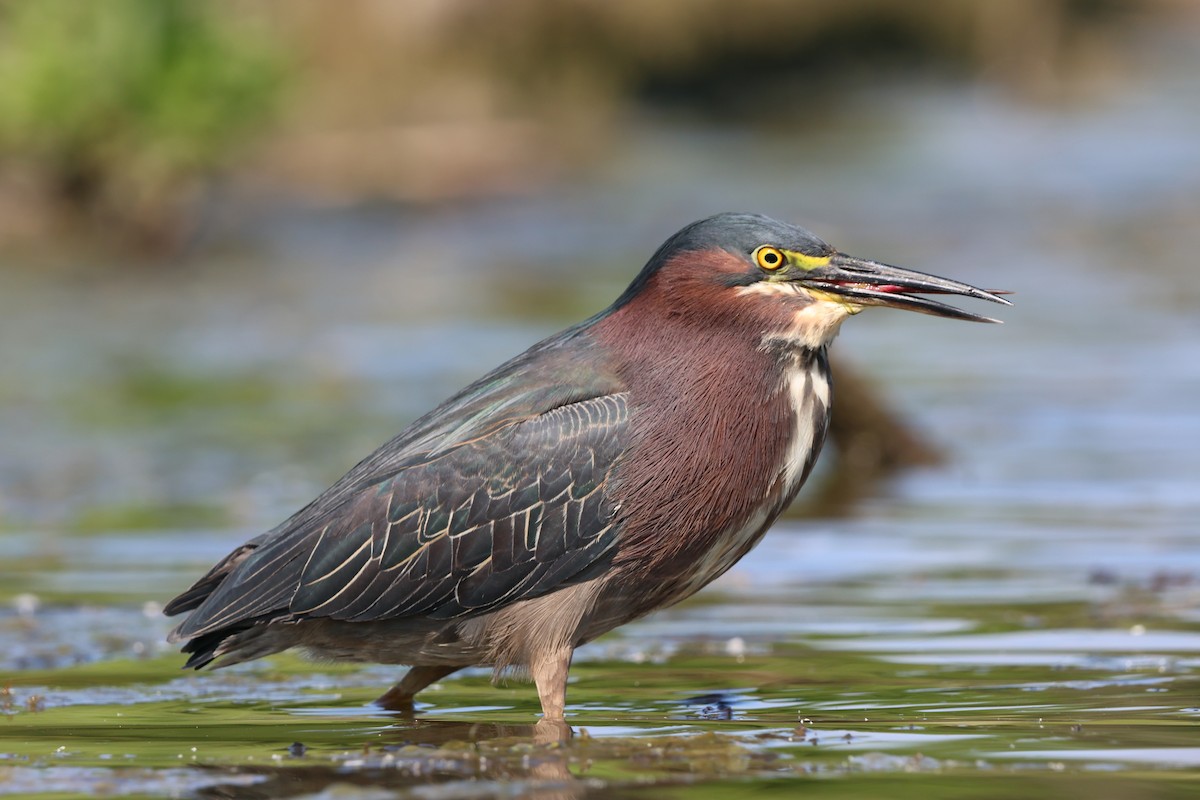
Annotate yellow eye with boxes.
[755,246,785,271]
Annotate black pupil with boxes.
[763,251,778,265]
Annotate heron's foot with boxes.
[533,717,573,745]
[374,685,417,712]
[375,664,461,712]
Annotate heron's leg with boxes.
[531,646,573,721]
[375,665,461,711]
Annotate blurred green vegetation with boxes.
[0,0,285,250]
[67,501,230,535]
[0,0,1188,253]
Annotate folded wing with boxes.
[169,392,628,644]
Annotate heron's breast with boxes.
[673,353,833,597]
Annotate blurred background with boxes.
[1,1,1199,795]
[3,0,1198,539]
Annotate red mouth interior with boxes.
[829,281,909,294]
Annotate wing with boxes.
[161,537,266,616]
[170,390,628,641]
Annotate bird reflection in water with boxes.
[197,716,582,800]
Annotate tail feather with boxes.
[178,619,286,670]
[180,628,236,670]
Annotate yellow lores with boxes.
[753,245,833,273]
[784,250,833,271]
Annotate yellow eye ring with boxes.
[754,246,785,271]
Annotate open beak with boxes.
[801,253,1012,323]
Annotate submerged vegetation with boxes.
[2,566,1198,798]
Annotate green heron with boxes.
[166,213,1006,721]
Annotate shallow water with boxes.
[3,21,1200,800]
